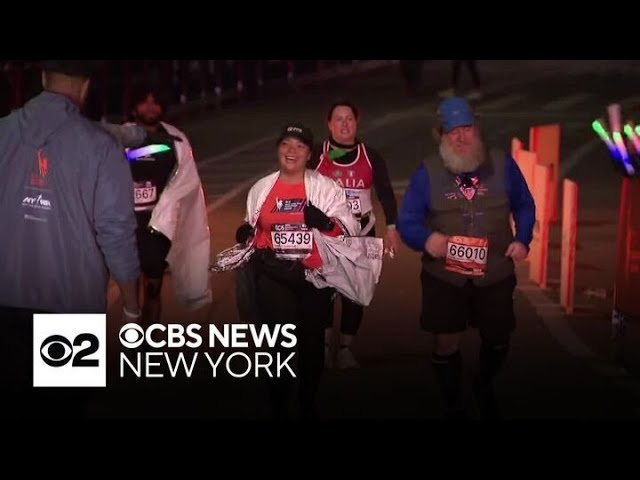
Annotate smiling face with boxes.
[328,105,358,145]
[278,136,311,176]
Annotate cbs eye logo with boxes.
[119,323,145,349]
[33,313,107,387]
[40,333,99,367]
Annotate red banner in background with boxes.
[614,177,640,316]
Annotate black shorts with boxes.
[136,226,171,279]
[420,272,517,341]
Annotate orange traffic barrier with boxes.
[529,124,561,222]
[560,179,578,314]
[529,164,552,288]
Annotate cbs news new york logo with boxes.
[33,314,106,387]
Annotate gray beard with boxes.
[440,140,487,174]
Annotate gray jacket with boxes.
[0,91,140,313]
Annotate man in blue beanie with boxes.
[398,97,535,419]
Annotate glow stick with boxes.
[125,144,171,161]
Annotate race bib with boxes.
[346,190,362,214]
[271,223,313,259]
[134,181,157,209]
[445,235,489,277]
[345,188,372,216]
[347,197,362,215]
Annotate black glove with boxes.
[235,223,255,243]
[148,226,171,243]
[304,201,334,231]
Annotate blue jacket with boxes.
[398,154,535,253]
[0,91,140,313]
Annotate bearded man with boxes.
[397,97,535,420]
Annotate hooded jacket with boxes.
[0,91,139,313]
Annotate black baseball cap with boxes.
[39,60,103,78]
[277,124,314,149]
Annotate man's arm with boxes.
[118,282,140,317]
[94,139,141,312]
[99,121,146,148]
[367,146,398,226]
[504,155,536,249]
[398,164,433,252]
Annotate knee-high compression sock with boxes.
[478,341,509,385]
[431,351,463,414]
[473,341,509,420]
